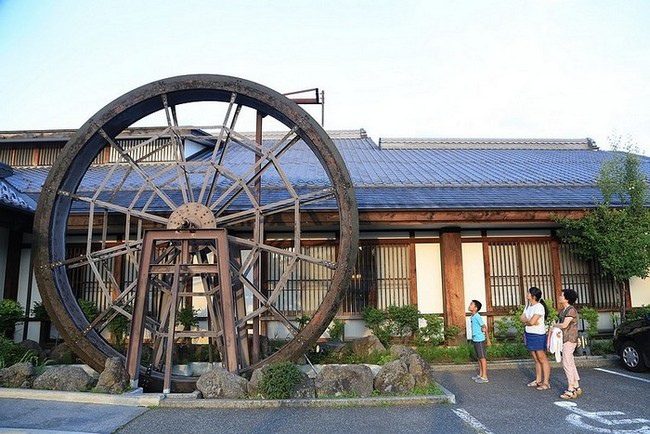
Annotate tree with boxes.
[557,137,650,322]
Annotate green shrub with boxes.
[626,304,650,322]
[494,306,525,342]
[493,316,517,341]
[0,299,24,335]
[296,314,310,330]
[443,324,462,344]
[362,306,386,330]
[545,305,559,328]
[387,305,419,338]
[590,339,614,355]
[486,342,529,359]
[327,318,345,342]
[362,306,391,346]
[176,304,199,330]
[579,307,599,337]
[78,299,99,322]
[416,314,444,345]
[0,336,33,368]
[31,301,49,320]
[416,343,473,364]
[259,361,303,399]
[108,310,130,346]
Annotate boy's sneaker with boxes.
[474,377,489,383]
[471,375,481,381]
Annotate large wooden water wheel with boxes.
[33,74,358,391]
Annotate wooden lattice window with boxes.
[342,243,411,314]
[487,240,554,312]
[266,242,412,317]
[558,244,620,309]
[267,244,335,317]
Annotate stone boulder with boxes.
[246,367,266,398]
[95,357,131,394]
[289,371,316,399]
[374,359,415,394]
[402,352,435,387]
[389,344,414,359]
[0,362,36,388]
[18,340,47,361]
[48,343,74,364]
[314,364,374,398]
[350,336,386,357]
[33,366,95,392]
[196,367,247,399]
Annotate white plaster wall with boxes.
[344,319,370,339]
[265,319,371,341]
[16,247,41,342]
[461,242,487,339]
[415,243,443,314]
[0,227,8,300]
[462,243,487,310]
[630,276,650,307]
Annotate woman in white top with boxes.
[519,286,551,391]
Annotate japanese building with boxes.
[1,127,649,350]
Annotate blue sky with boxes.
[1,0,649,153]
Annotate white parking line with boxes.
[594,368,650,383]
[453,408,495,434]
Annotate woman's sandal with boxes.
[536,384,551,391]
[574,387,583,396]
[527,381,541,387]
[560,389,577,399]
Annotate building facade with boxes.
[1,128,649,349]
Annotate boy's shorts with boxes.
[473,340,487,359]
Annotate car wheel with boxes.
[620,341,646,372]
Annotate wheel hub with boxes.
[167,202,216,229]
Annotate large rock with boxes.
[18,340,47,361]
[0,362,36,388]
[374,359,415,394]
[33,366,95,392]
[389,344,414,359]
[95,357,130,394]
[314,364,374,398]
[403,352,435,387]
[196,367,247,399]
[289,371,316,399]
[247,367,266,398]
[48,343,74,364]
[350,336,386,357]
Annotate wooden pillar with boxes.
[3,230,22,300]
[440,227,466,341]
[550,239,562,310]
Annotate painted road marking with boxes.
[452,408,495,434]
[594,368,650,384]
[555,401,650,433]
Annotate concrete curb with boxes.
[432,355,620,372]
[160,382,456,409]
[0,387,163,407]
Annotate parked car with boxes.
[613,313,650,372]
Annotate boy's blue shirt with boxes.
[471,312,486,342]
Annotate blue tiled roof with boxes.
[0,161,37,212]
[3,132,650,211]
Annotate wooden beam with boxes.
[440,228,466,341]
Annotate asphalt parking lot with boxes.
[1,358,649,434]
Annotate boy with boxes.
[469,299,491,383]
